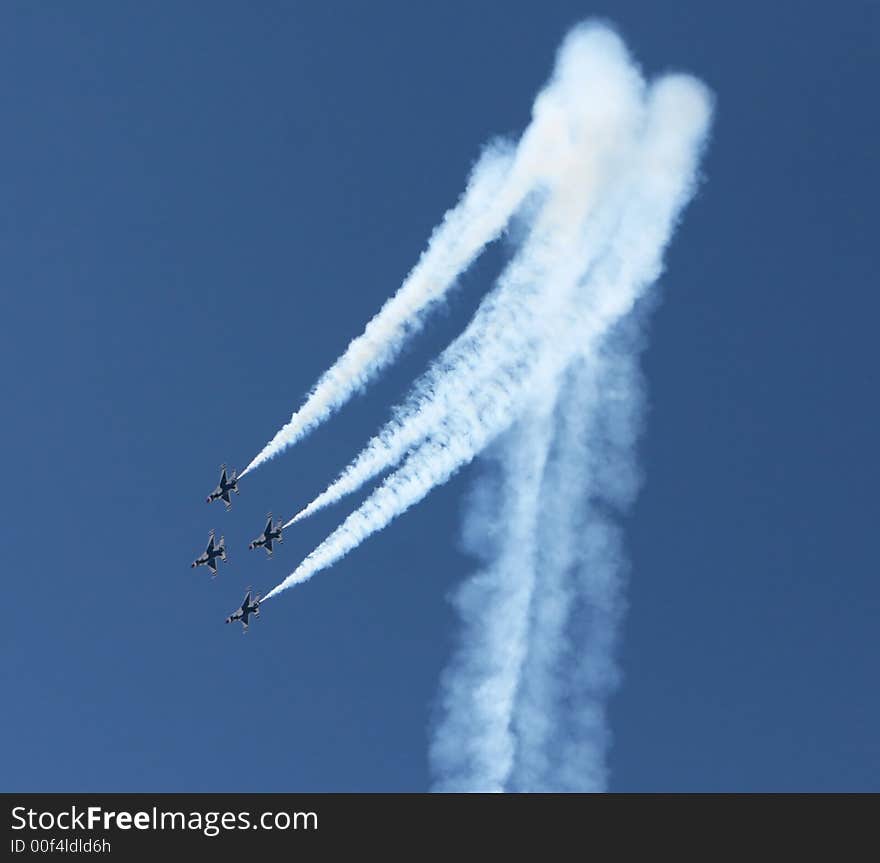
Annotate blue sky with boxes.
[2,1,877,791]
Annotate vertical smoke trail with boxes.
[552,332,644,791]
[429,395,557,791]
[433,72,711,790]
[509,320,645,792]
[241,26,641,479]
[429,331,642,792]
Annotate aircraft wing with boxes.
[207,557,218,574]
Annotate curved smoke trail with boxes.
[263,57,712,602]
[240,29,631,479]
[284,25,646,526]
[429,398,559,791]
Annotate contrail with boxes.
[546,340,642,791]
[284,26,646,526]
[429,397,558,791]
[262,59,712,603]
[507,357,610,791]
[436,61,711,789]
[431,318,647,792]
[240,27,630,480]
[508,329,644,792]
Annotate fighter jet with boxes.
[206,464,239,511]
[191,530,227,577]
[225,588,261,633]
[248,513,284,558]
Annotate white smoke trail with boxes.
[507,324,645,792]
[240,27,633,479]
[549,336,644,791]
[506,357,607,791]
[429,396,558,791]
[263,64,712,603]
[284,26,646,526]
[239,143,515,478]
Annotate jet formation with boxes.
[191,465,279,633]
